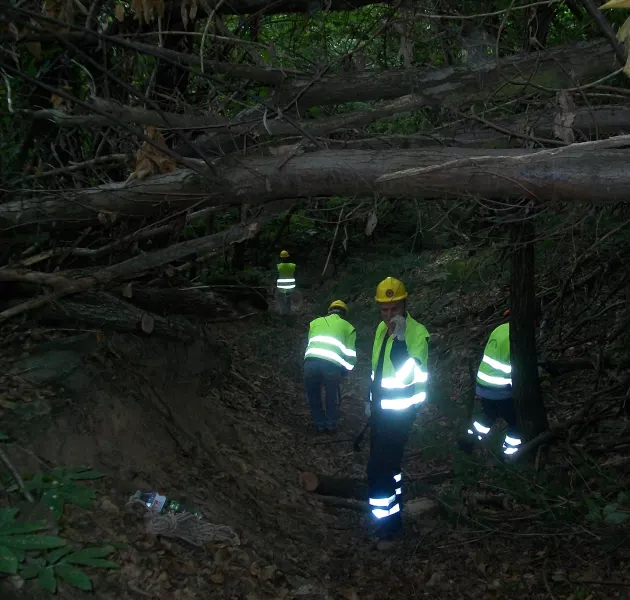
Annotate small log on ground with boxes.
[316,495,439,519]
[299,471,367,500]
[300,470,448,504]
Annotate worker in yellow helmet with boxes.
[366,277,430,538]
[303,300,356,433]
[459,307,544,457]
[276,250,296,315]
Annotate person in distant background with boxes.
[276,250,296,315]
[365,277,430,539]
[303,300,356,433]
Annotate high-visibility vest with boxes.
[276,262,296,293]
[304,314,357,371]
[476,323,512,392]
[370,314,429,411]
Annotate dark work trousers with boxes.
[480,397,518,433]
[468,397,521,454]
[304,358,343,430]
[278,292,292,315]
[366,406,417,532]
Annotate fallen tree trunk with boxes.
[14,42,622,144]
[4,135,630,229]
[275,39,618,109]
[187,104,630,157]
[374,135,630,200]
[119,285,268,318]
[34,291,200,340]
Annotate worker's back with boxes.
[476,322,512,400]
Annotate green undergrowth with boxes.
[0,433,120,596]
[444,447,630,529]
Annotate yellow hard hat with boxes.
[280,250,289,258]
[328,299,348,314]
[375,277,408,303]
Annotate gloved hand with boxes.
[390,315,406,341]
[364,401,371,418]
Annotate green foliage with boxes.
[445,446,630,530]
[0,508,66,574]
[365,109,432,136]
[443,251,505,288]
[0,434,118,595]
[585,492,629,525]
[9,466,103,518]
[20,545,119,593]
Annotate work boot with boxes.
[374,514,403,541]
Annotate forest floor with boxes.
[1,248,629,600]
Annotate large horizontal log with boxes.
[218,134,630,204]
[39,97,628,157]
[0,169,212,227]
[185,104,630,157]
[275,39,619,110]
[122,285,269,318]
[374,134,630,200]
[3,136,630,230]
[34,291,200,340]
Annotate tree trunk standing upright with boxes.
[509,218,549,441]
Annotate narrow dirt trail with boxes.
[207,289,456,599]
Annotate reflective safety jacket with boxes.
[276,262,296,294]
[304,314,357,371]
[476,323,512,399]
[370,314,429,411]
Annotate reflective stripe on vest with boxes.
[304,335,356,371]
[371,357,428,410]
[277,263,296,291]
[277,278,296,290]
[476,353,512,387]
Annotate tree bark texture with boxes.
[274,39,617,109]
[117,286,236,318]
[35,99,630,151]
[509,219,549,440]
[4,136,630,229]
[34,291,200,340]
[25,37,617,112]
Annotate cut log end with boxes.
[405,498,439,518]
[299,471,319,492]
[140,312,155,334]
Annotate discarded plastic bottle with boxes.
[133,490,203,518]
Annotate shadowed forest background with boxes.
[0,0,629,597]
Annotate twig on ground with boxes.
[0,446,35,503]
